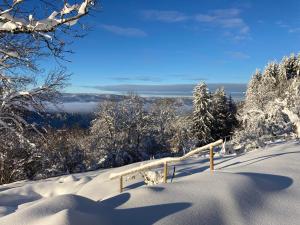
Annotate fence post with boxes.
[120,176,123,193]
[210,144,214,172]
[163,162,168,183]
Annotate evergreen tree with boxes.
[226,95,238,136]
[245,69,262,110]
[211,88,228,140]
[280,54,299,80]
[192,82,213,146]
[259,62,280,105]
[233,53,300,150]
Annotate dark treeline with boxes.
[26,112,95,129]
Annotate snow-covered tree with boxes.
[89,94,150,167]
[89,101,122,167]
[211,88,228,140]
[169,115,195,154]
[259,62,280,107]
[225,95,238,136]
[233,53,300,151]
[0,0,94,34]
[0,130,35,184]
[0,0,95,184]
[192,82,213,146]
[121,94,150,156]
[149,98,177,151]
[280,54,300,80]
[34,128,87,178]
[0,0,95,142]
[244,69,262,110]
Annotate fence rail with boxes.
[109,139,223,192]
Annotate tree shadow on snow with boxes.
[233,172,293,221]
[190,172,294,224]
[175,157,210,167]
[174,165,209,179]
[98,192,191,225]
[147,186,165,192]
[216,150,300,170]
[238,172,293,192]
[124,181,145,190]
[0,193,42,207]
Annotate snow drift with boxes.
[0,141,299,225]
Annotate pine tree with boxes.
[259,62,280,104]
[226,95,238,136]
[245,69,262,110]
[280,54,299,80]
[233,53,300,150]
[192,82,213,146]
[211,88,228,140]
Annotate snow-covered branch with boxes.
[0,0,95,34]
[0,69,68,137]
[0,1,95,139]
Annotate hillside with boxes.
[0,140,299,225]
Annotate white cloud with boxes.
[195,8,250,40]
[212,8,241,17]
[195,14,215,22]
[141,8,250,40]
[226,51,250,60]
[100,24,147,37]
[288,28,300,33]
[141,10,189,23]
[276,21,290,28]
[276,21,300,34]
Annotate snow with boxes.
[61,4,78,15]
[78,1,88,15]
[1,21,18,30]
[0,0,93,32]
[0,140,300,224]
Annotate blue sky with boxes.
[59,0,300,94]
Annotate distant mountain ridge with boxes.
[49,84,246,113]
[85,83,247,98]
[48,93,194,113]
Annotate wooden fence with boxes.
[109,139,223,192]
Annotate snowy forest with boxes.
[2,53,300,185]
[0,0,300,187]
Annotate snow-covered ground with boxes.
[0,141,299,225]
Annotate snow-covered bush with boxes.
[141,170,164,185]
[29,129,87,179]
[0,130,35,184]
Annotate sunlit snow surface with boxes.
[0,141,299,225]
